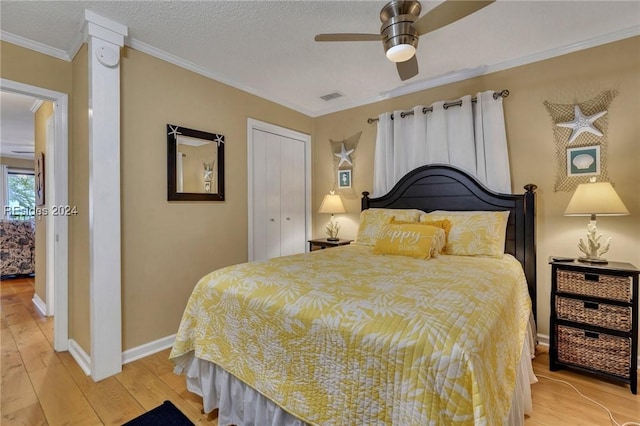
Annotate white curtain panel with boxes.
[473,91,511,193]
[373,90,511,196]
[0,164,7,219]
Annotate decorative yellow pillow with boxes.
[373,223,445,259]
[354,208,423,246]
[416,218,452,251]
[423,211,510,256]
[391,217,449,254]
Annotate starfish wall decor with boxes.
[168,125,181,140]
[329,132,361,190]
[334,143,354,167]
[544,90,616,192]
[556,104,607,144]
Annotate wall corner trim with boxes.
[69,339,92,376]
[32,294,47,317]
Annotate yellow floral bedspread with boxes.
[170,245,532,425]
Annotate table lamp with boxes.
[564,178,629,263]
[318,191,346,241]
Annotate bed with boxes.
[170,164,538,425]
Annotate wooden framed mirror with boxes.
[167,124,225,201]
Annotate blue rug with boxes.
[122,400,194,426]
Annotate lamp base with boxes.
[578,256,608,264]
[327,237,339,242]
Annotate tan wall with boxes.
[0,156,34,169]
[70,45,90,353]
[120,47,312,349]
[312,36,640,341]
[34,101,54,303]
[0,41,72,94]
[1,41,313,353]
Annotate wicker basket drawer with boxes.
[556,296,632,332]
[557,325,630,378]
[557,270,631,302]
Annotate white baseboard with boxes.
[122,334,176,365]
[536,333,549,348]
[32,294,47,317]
[68,339,91,376]
[65,334,175,378]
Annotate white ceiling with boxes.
[0,1,638,144]
[0,91,39,160]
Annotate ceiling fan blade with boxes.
[412,0,494,36]
[397,56,419,81]
[315,33,383,42]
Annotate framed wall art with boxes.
[567,145,600,177]
[35,152,45,206]
[567,146,600,176]
[338,169,351,189]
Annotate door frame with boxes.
[247,119,311,261]
[1,78,69,351]
[45,115,55,315]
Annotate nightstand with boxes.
[308,238,352,251]
[549,258,639,394]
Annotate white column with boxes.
[83,10,127,381]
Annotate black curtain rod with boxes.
[367,90,510,124]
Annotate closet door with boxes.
[264,132,283,259]
[251,129,280,261]
[250,128,307,261]
[279,136,306,257]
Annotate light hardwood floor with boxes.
[1,277,639,425]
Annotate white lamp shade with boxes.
[385,44,416,63]
[319,193,346,214]
[564,181,630,216]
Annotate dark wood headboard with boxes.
[362,164,537,320]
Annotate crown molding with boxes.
[481,24,640,81]
[315,24,640,117]
[67,31,85,61]
[2,23,638,117]
[0,30,70,61]
[126,37,316,117]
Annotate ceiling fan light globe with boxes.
[386,44,416,62]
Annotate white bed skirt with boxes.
[173,319,538,426]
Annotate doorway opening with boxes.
[1,78,69,352]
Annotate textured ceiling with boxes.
[1,1,639,121]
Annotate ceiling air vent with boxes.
[320,91,344,101]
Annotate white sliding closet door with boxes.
[250,127,307,261]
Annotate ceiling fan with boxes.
[315,0,494,81]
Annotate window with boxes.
[6,169,35,219]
